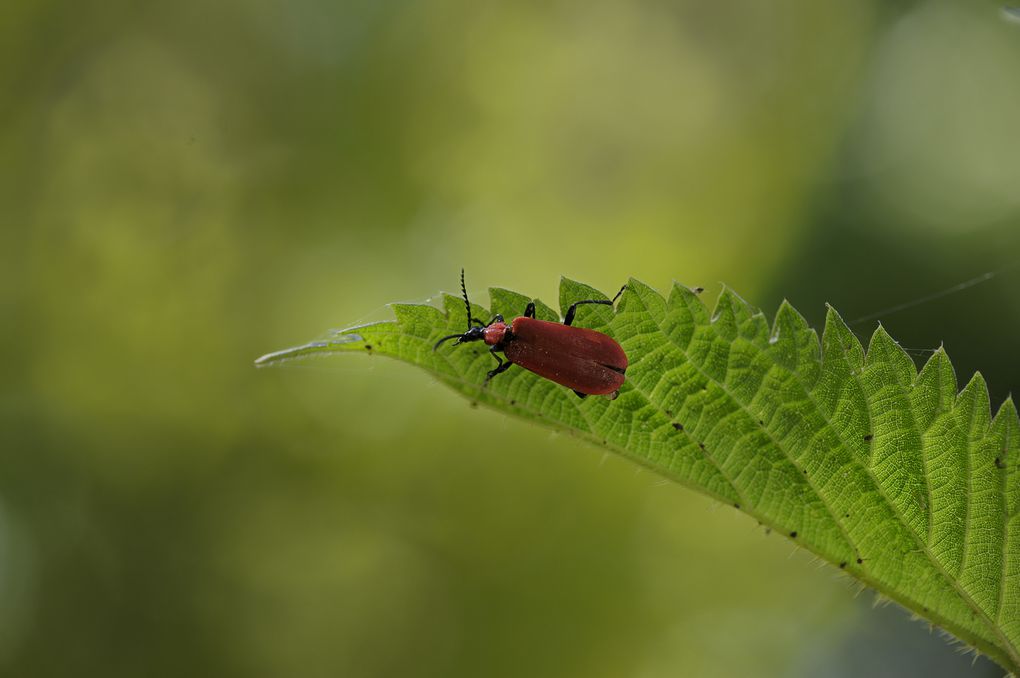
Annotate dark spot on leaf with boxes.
[863,434,873,442]
[758,419,764,426]
[845,513,850,518]
[672,422,684,431]
[995,457,1006,469]
[856,558,863,564]
[364,344,372,350]
[665,409,673,416]
[802,469,808,475]
[698,442,705,450]
[469,401,478,409]
[839,561,847,569]
[790,531,797,538]
[510,400,516,406]
[694,287,704,294]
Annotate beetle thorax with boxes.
[483,322,508,346]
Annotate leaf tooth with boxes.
[771,299,808,339]
[822,304,865,370]
[958,373,993,437]
[625,278,667,320]
[393,302,449,336]
[993,397,1019,516]
[668,282,710,322]
[812,308,870,466]
[663,282,709,353]
[534,299,561,322]
[711,288,741,341]
[716,285,756,326]
[770,300,821,387]
[866,325,917,388]
[957,370,1000,617]
[992,396,1018,434]
[559,276,603,313]
[745,311,770,347]
[914,348,966,576]
[987,396,1018,639]
[956,373,993,591]
[912,348,958,432]
[860,324,932,545]
[488,288,532,320]
[436,293,488,329]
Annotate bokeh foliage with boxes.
[2,0,1019,676]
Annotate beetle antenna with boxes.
[433,333,465,351]
[460,268,476,329]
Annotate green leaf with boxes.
[256,278,1020,673]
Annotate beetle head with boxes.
[434,269,493,351]
[434,316,508,351]
[434,325,486,350]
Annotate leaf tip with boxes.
[669,280,707,301]
[772,298,804,328]
[821,304,864,363]
[995,393,1018,423]
[823,303,848,327]
[253,334,366,367]
[962,371,990,399]
[865,324,912,370]
[625,276,654,294]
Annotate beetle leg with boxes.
[524,302,536,319]
[483,347,513,386]
[564,300,610,326]
[563,285,626,326]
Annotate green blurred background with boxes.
[3,1,1020,676]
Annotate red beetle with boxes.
[434,271,628,399]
